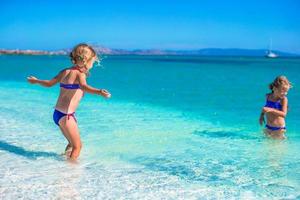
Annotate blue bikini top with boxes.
[265,94,282,111]
[60,83,80,89]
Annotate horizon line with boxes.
[0,46,299,54]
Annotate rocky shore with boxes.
[0,49,67,55]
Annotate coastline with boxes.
[1,47,299,57]
[0,49,67,56]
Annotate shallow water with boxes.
[0,55,299,199]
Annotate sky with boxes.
[0,0,300,53]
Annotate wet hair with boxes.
[69,43,98,67]
[269,76,292,92]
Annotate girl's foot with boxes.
[62,144,73,157]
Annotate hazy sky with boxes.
[1,0,299,53]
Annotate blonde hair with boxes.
[269,76,292,92]
[70,43,97,67]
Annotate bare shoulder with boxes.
[77,72,87,78]
[59,67,71,74]
[54,68,68,78]
[77,71,87,83]
[279,96,288,109]
[281,96,288,103]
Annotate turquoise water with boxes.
[0,55,299,199]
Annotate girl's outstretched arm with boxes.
[259,94,268,125]
[263,97,288,118]
[78,73,111,98]
[259,112,265,125]
[27,70,66,87]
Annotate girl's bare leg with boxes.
[264,128,286,140]
[59,117,82,160]
[59,123,73,155]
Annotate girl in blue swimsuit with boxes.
[27,43,111,160]
[259,76,292,139]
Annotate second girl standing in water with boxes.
[259,76,292,139]
[27,43,111,160]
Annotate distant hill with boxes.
[1,46,299,57]
[79,46,300,57]
[168,48,299,57]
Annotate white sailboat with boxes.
[265,39,278,58]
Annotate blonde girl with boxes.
[27,43,111,160]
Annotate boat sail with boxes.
[265,39,278,58]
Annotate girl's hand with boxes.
[27,76,38,84]
[259,116,265,126]
[262,107,272,113]
[100,89,111,98]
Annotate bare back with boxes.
[55,68,84,113]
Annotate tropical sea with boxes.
[0,55,299,199]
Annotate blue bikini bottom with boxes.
[266,124,286,131]
[53,109,77,126]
